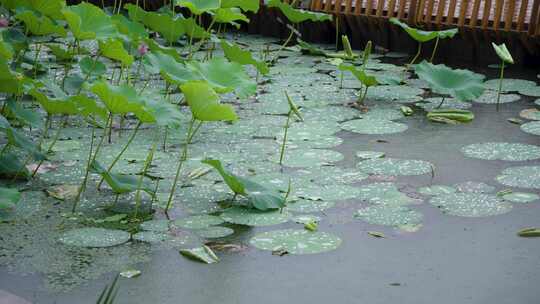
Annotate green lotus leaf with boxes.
[390,18,458,42]
[2,28,28,55]
[492,43,514,64]
[59,227,130,248]
[0,37,13,60]
[98,38,134,66]
[62,2,118,40]
[90,160,154,195]
[4,127,45,161]
[4,98,41,128]
[15,10,66,37]
[144,38,182,61]
[111,14,148,41]
[47,44,73,61]
[267,0,332,23]
[0,186,21,210]
[126,4,186,43]
[215,8,249,27]
[338,63,379,87]
[181,81,237,121]
[0,152,30,179]
[136,92,184,127]
[415,60,485,102]
[221,0,259,12]
[79,56,107,77]
[221,40,268,75]
[2,0,65,19]
[189,57,257,98]
[181,17,211,39]
[0,57,27,95]
[202,158,287,210]
[180,246,219,264]
[427,109,474,123]
[176,0,221,15]
[90,81,145,115]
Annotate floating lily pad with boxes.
[286,199,335,213]
[293,214,321,224]
[360,106,405,121]
[180,246,219,264]
[519,109,540,121]
[502,192,539,203]
[195,227,234,238]
[484,78,536,93]
[418,185,456,196]
[340,119,408,135]
[59,228,130,248]
[535,99,540,106]
[140,219,170,232]
[296,167,368,185]
[249,229,341,255]
[356,151,385,159]
[173,215,224,229]
[366,85,423,103]
[295,184,361,201]
[220,206,290,226]
[355,205,423,226]
[357,158,433,176]
[429,193,512,217]
[521,121,540,136]
[357,182,416,205]
[302,106,360,123]
[416,97,472,111]
[518,85,540,97]
[273,148,344,168]
[281,135,343,149]
[496,166,540,189]
[461,142,540,161]
[473,91,520,104]
[454,181,495,193]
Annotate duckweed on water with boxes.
[357,158,434,176]
[461,142,540,161]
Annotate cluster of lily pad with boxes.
[0,0,539,292]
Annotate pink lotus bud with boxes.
[137,43,148,56]
[0,18,9,28]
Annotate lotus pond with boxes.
[0,1,540,303]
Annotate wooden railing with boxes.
[306,0,540,37]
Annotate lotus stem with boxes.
[33,42,42,78]
[335,16,339,51]
[340,71,343,89]
[134,139,158,218]
[496,61,505,112]
[165,118,200,212]
[358,86,369,105]
[279,110,293,166]
[272,27,295,64]
[162,126,168,151]
[404,42,422,81]
[436,97,446,109]
[31,115,65,177]
[73,114,111,211]
[97,121,142,190]
[78,53,101,95]
[430,36,440,63]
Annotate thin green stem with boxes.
[165,118,199,212]
[33,42,42,78]
[436,96,446,109]
[335,16,339,51]
[279,111,292,165]
[134,139,158,218]
[97,121,142,189]
[73,115,111,211]
[496,61,505,112]
[358,86,369,105]
[272,28,295,64]
[430,36,440,63]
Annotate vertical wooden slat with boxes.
[365,0,373,16]
[416,0,425,23]
[425,0,436,24]
[334,0,342,13]
[481,0,493,29]
[517,0,529,31]
[529,0,540,35]
[504,0,516,30]
[387,0,397,17]
[408,0,419,23]
[435,0,446,24]
[468,0,482,27]
[344,0,353,14]
[397,0,407,19]
[376,0,385,17]
[447,0,458,25]
[354,0,363,15]
[493,0,505,30]
[457,0,469,27]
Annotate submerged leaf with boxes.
[0,186,21,209]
